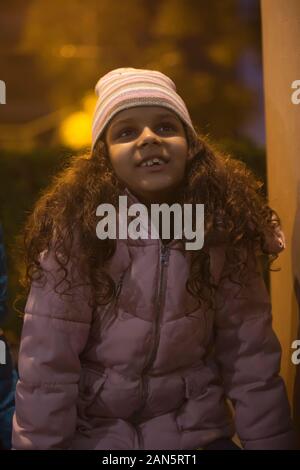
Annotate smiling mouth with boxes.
[139,157,168,168]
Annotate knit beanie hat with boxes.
[91,67,198,151]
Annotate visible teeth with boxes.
[141,158,165,167]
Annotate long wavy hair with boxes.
[19,129,281,317]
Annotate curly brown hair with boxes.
[19,131,281,318]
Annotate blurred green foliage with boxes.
[0,147,72,339]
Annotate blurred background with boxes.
[0,0,267,347]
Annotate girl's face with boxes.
[104,106,193,205]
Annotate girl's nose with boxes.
[137,126,161,147]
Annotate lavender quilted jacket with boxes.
[12,189,295,450]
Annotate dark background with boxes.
[0,0,267,348]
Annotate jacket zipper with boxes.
[143,244,170,369]
[131,243,170,445]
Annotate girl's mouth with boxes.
[138,157,169,171]
[139,162,169,172]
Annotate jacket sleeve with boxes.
[12,249,93,449]
[214,245,297,450]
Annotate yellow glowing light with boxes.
[59,111,91,149]
[60,44,76,58]
[82,93,97,114]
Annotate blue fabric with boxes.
[0,335,17,449]
[0,223,17,450]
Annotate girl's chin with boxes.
[132,186,179,205]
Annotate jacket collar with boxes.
[121,187,185,251]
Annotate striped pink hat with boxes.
[91,67,198,150]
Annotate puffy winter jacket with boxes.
[12,188,296,450]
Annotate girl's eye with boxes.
[115,122,177,140]
[157,122,176,132]
[118,128,134,138]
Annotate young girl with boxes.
[12,67,296,450]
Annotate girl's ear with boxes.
[187,144,198,161]
[187,138,203,160]
[187,147,194,160]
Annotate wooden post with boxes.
[261,0,300,429]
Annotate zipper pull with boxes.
[161,245,170,266]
